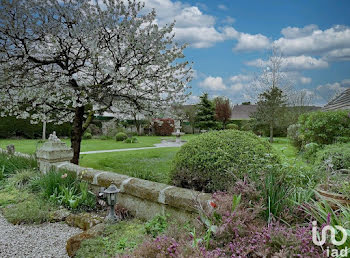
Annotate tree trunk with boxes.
[71,106,85,164]
[42,120,46,140]
[269,123,274,143]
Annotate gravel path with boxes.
[0,213,82,258]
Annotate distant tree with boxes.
[214,97,232,129]
[183,105,198,134]
[242,102,251,105]
[170,103,198,134]
[285,89,315,125]
[252,87,286,143]
[251,46,288,143]
[195,93,216,130]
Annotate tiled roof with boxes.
[230,105,258,120]
[323,88,350,111]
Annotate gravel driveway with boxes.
[0,213,82,258]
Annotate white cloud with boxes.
[233,32,270,51]
[223,16,235,24]
[230,74,253,83]
[274,25,350,56]
[173,26,236,48]
[281,24,319,39]
[230,83,246,92]
[300,76,312,84]
[323,48,350,61]
[218,4,228,11]
[199,76,227,90]
[246,55,328,70]
[141,0,237,48]
[315,79,350,102]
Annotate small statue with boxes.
[48,131,61,142]
[6,144,15,155]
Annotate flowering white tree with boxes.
[0,0,192,164]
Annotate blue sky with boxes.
[142,0,350,105]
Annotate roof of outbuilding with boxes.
[323,88,350,111]
[230,104,258,120]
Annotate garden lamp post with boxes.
[103,184,120,223]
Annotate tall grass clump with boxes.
[0,153,37,176]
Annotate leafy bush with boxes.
[171,130,280,192]
[144,215,169,237]
[298,110,350,146]
[152,118,175,136]
[301,142,321,163]
[225,124,239,130]
[287,124,302,149]
[31,169,96,210]
[82,132,92,139]
[0,153,37,176]
[115,132,128,141]
[124,136,138,143]
[314,143,350,172]
[99,135,110,140]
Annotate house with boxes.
[323,88,350,111]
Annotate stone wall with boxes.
[53,162,212,222]
[2,136,212,222]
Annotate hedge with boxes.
[0,116,71,139]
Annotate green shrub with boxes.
[76,219,145,257]
[124,136,138,143]
[82,132,92,139]
[8,169,39,189]
[32,170,96,210]
[226,124,239,130]
[100,135,110,140]
[298,110,350,146]
[144,215,168,237]
[314,143,350,172]
[301,142,321,163]
[287,124,302,149]
[0,153,37,176]
[115,132,128,141]
[170,130,280,192]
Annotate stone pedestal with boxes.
[36,132,73,173]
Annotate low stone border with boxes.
[56,162,212,222]
[2,136,212,222]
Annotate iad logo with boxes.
[312,221,348,246]
[312,221,349,257]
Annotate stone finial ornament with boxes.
[48,131,61,142]
[36,131,73,173]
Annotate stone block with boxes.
[66,223,105,257]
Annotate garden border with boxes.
[0,147,212,222]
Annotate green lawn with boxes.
[0,134,197,154]
[0,135,306,185]
[80,147,179,184]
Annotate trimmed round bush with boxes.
[170,130,280,192]
[226,124,239,130]
[82,132,92,139]
[115,132,128,141]
[315,143,350,172]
